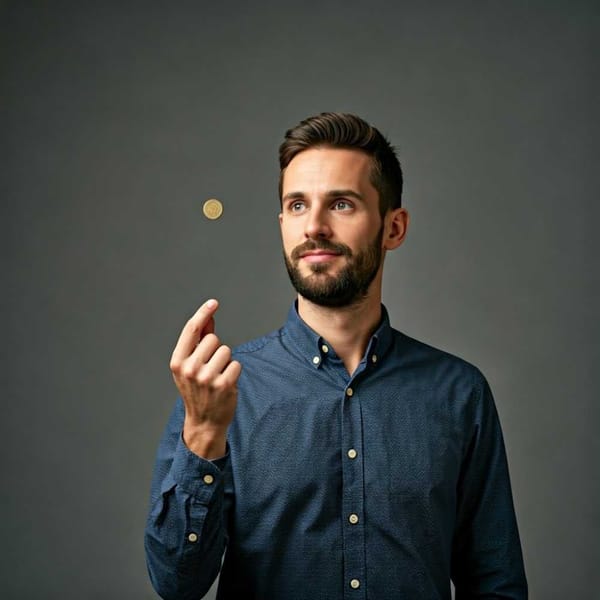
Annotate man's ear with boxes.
[383,207,409,250]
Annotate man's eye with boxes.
[333,200,352,210]
[290,201,305,212]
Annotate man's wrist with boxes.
[183,422,228,460]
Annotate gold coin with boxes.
[203,199,223,220]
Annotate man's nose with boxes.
[304,205,332,239]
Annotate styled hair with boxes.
[278,112,403,215]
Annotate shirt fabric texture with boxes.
[145,303,527,599]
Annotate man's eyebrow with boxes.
[325,189,364,201]
[281,191,306,203]
[281,189,364,203]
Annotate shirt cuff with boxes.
[169,434,230,501]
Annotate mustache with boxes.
[290,239,352,261]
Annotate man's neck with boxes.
[297,292,382,376]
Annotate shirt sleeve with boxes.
[144,398,230,600]
[451,373,528,599]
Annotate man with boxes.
[145,113,527,599]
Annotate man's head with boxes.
[279,112,403,217]
[278,113,409,309]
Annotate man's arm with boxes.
[144,299,241,600]
[144,399,229,600]
[451,374,528,599]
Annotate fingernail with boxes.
[206,299,217,309]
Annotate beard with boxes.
[283,226,384,308]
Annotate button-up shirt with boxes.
[145,304,527,599]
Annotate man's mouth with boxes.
[300,250,341,263]
[291,241,351,262]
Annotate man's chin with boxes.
[302,262,342,276]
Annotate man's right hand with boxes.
[169,299,242,459]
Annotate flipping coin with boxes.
[203,199,223,220]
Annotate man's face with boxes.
[279,147,385,308]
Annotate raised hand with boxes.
[169,299,242,459]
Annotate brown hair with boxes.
[278,112,403,215]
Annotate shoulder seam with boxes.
[233,328,286,356]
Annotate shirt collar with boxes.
[283,301,394,369]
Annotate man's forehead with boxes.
[282,147,374,193]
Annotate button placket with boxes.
[340,382,366,599]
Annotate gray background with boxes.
[2,1,598,598]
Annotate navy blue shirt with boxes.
[145,304,527,599]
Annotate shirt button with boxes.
[346,387,353,397]
[348,513,359,524]
[347,448,357,459]
[350,579,360,589]
[312,356,320,365]
[203,474,214,485]
[371,354,378,363]
[321,344,329,353]
[188,532,198,543]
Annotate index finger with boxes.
[171,298,219,363]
